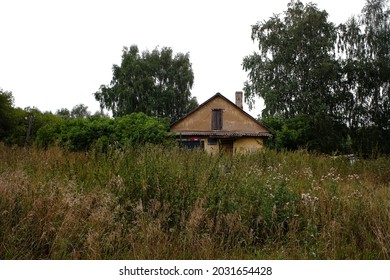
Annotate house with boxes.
[170,92,271,154]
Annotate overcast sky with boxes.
[1,0,366,117]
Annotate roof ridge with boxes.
[170,92,269,132]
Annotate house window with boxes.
[211,109,223,130]
[208,138,217,145]
[179,138,204,150]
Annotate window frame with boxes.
[211,109,223,130]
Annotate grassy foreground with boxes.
[0,143,389,259]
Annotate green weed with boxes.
[0,144,389,259]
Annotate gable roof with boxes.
[170,92,271,137]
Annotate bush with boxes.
[262,114,350,154]
[34,112,169,151]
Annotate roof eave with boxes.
[169,131,272,138]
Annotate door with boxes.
[220,139,233,154]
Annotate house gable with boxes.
[170,93,270,135]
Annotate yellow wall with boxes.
[171,96,268,133]
[204,138,219,154]
[201,137,264,155]
[233,138,264,154]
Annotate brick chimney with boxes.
[235,91,243,110]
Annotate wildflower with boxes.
[301,192,318,206]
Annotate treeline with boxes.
[244,0,390,157]
[2,1,390,157]
[0,89,169,151]
[35,113,169,152]
[1,45,197,152]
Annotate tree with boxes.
[0,89,30,146]
[243,0,348,153]
[70,104,91,119]
[0,93,55,147]
[56,108,71,119]
[94,45,198,122]
[338,0,390,155]
[0,89,14,141]
[243,1,340,118]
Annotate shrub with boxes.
[34,113,169,151]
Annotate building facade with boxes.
[170,92,271,154]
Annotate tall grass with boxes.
[1,143,389,259]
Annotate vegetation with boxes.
[244,0,390,155]
[34,113,169,152]
[94,45,198,121]
[1,144,389,259]
[1,1,389,260]
[0,90,169,152]
[0,89,15,141]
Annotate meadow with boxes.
[0,143,389,259]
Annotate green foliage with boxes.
[0,91,36,146]
[351,126,390,157]
[262,115,350,153]
[70,104,91,119]
[56,108,71,119]
[34,120,63,149]
[262,115,310,151]
[114,113,169,146]
[337,0,390,155]
[0,88,169,151]
[244,0,390,156]
[0,90,67,147]
[34,112,169,151]
[5,110,28,146]
[1,145,390,259]
[0,89,15,140]
[242,1,344,154]
[94,45,198,121]
[243,1,339,117]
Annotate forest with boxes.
[243,0,390,156]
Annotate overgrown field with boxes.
[1,143,390,259]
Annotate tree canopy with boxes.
[70,104,91,119]
[338,0,390,130]
[35,112,169,152]
[243,0,339,119]
[0,89,14,140]
[0,89,170,151]
[243,0,390,155]
[94,45,198,122]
